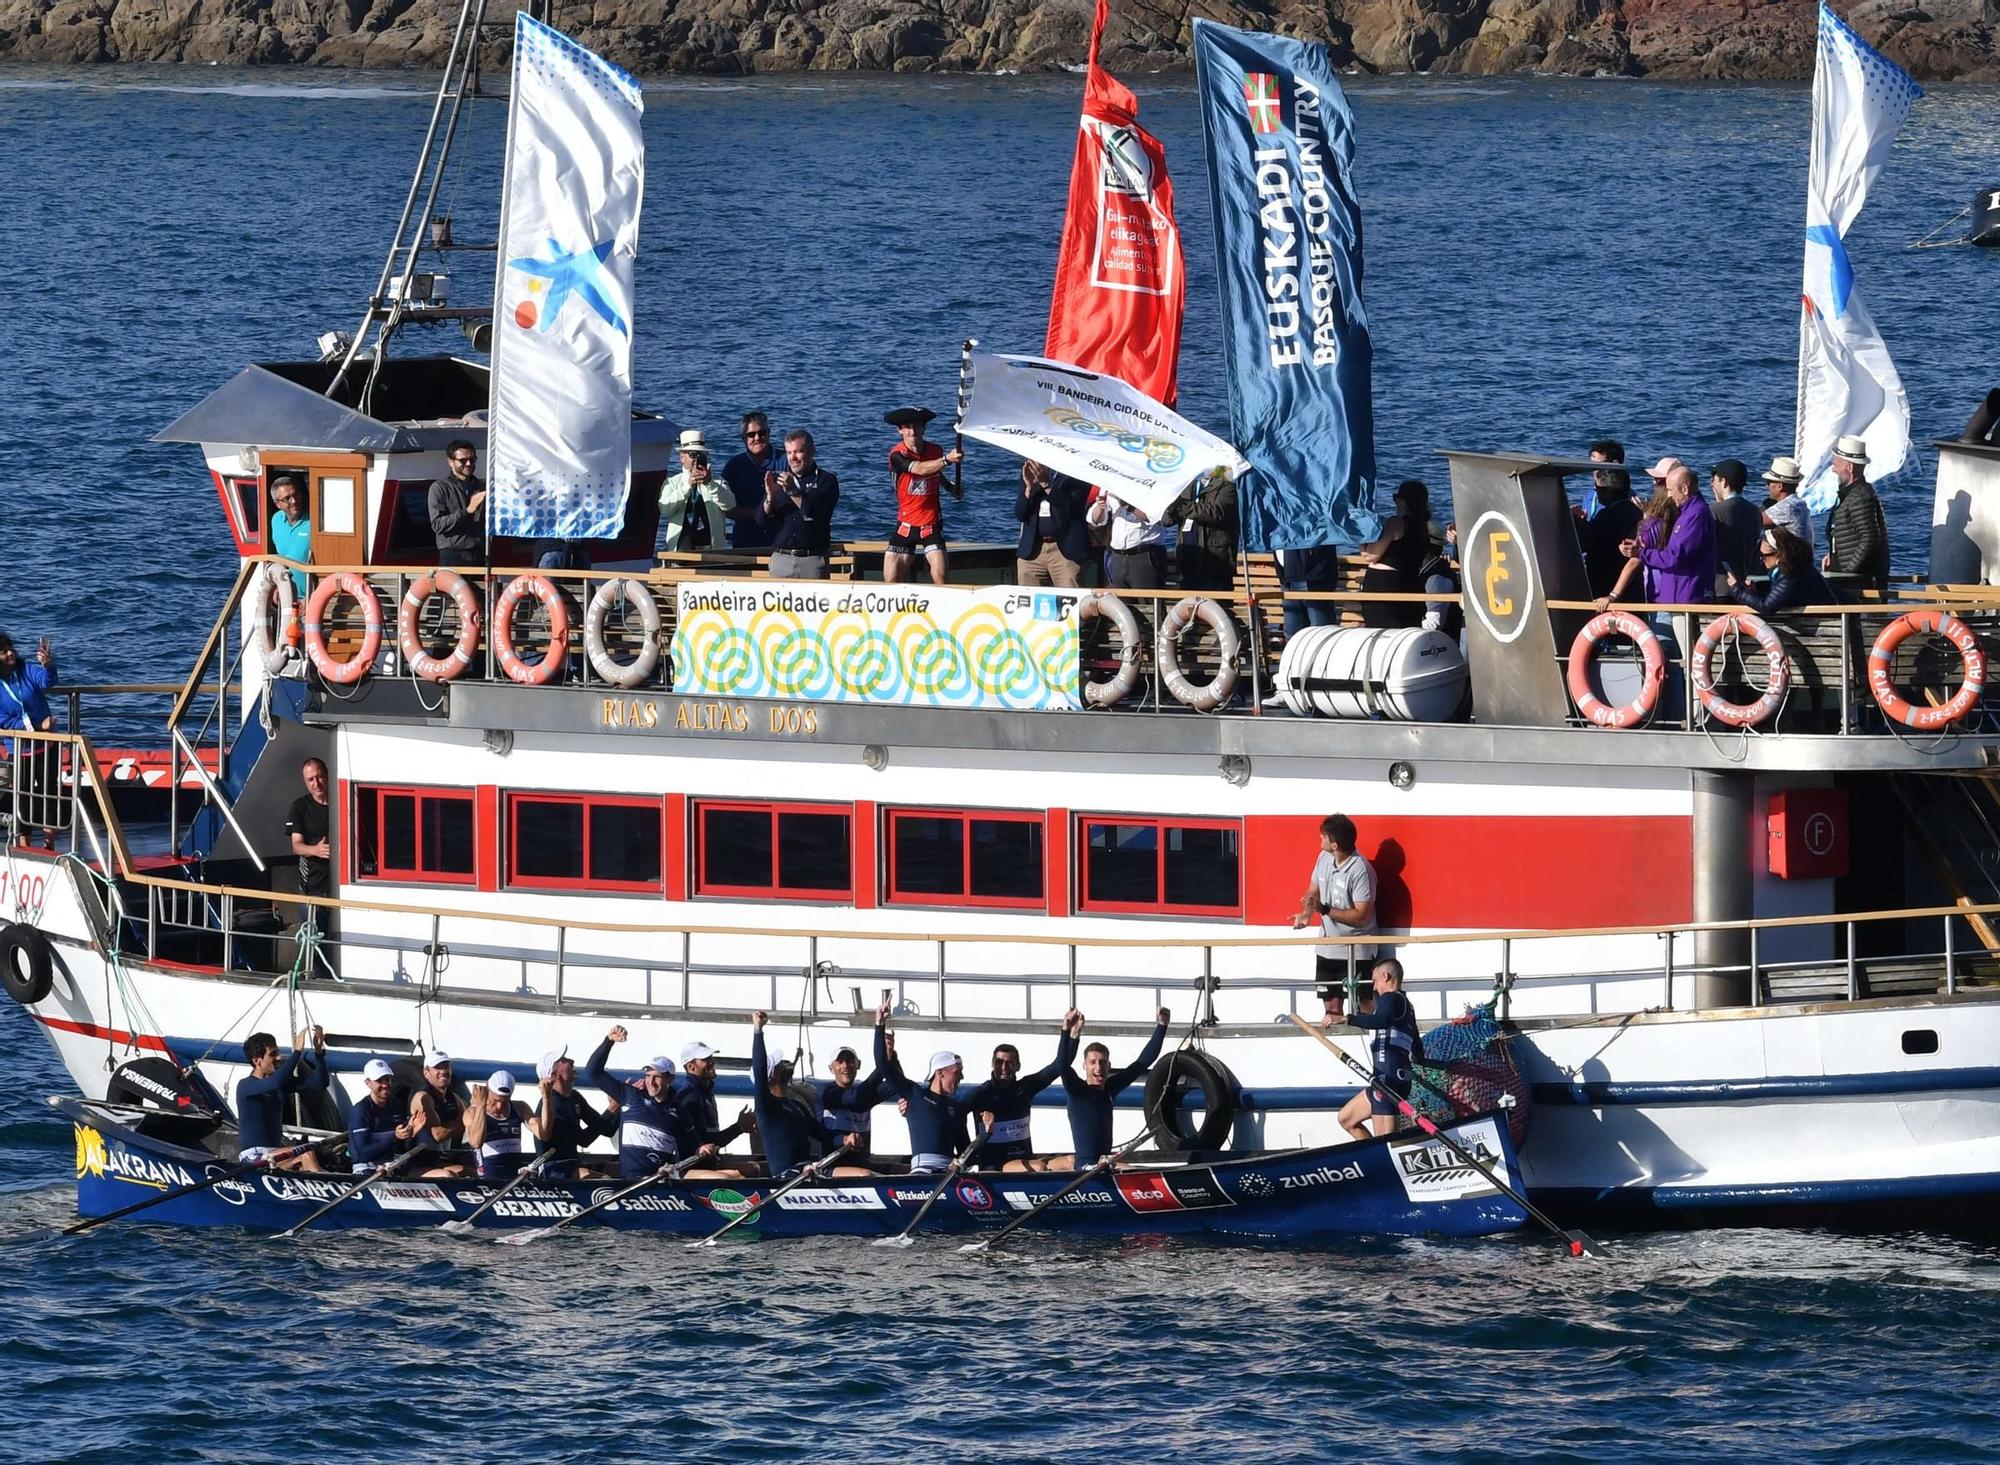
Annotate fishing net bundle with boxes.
[1409,1001,1529,1145]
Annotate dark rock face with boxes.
[0,0,1990,79]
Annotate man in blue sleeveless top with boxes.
[463,1070,535,1179]
[670,1039,754,1177]
[347,1057,417,1172]
[877,1029,974,1174]
[1338,958,1424,1141]
[1052,1006,1169,1170]
[960,1015,1080,1172]
[235,1026,329,1170]
[817,1000,896,1162]
[585,1025,685,1178]
[749,1011,861,1177]
[534,1049,617,1178]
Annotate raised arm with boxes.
[583,1029,627,1106]
[1107,1011,1171,1093]
[1019,1021,1082,1098]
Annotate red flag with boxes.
[1044,0,1186,406]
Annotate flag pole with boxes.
[952,337,977,501]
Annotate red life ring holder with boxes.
[302,572,383,686]
[1869,608,1987,730]
[493,574,571,685]
[1566,610,1665,729]
[397,570,483,683]
[1690,610,1791,728]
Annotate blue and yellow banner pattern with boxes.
[671,583,1082,711]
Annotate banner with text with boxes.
[1193,19,1378,552]
[671,581,1082,711]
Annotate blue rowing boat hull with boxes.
[59,1098,1529,1240]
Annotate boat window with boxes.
[694,800,851,902]
[1078,817,1240,916]
[885,809,1045,909]
[505,793,664,893]
[229,477,261,545]
[351,785,476,885]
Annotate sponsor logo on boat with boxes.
[776,1188,887,1212]
[209,1168,255,1207]
[1462,510,1537,645]
[585,1185,692,1214]
[76,1129,200,1192]
[369,1182,453,1213]
[262,1174,357,1204]
[1236,1171,1275,1198]
[953,1180,995,1212]
[1277,1160,1365,1191]
[493,1197,582,1219]
[115,1068,190,1108]
[1003,1187,1115,1211]
[1390,1124,1506,1204]
[1115,1169,1238,1213]
[700,1187,764,1223]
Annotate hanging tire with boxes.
[0,923,53,1005]
[1142,1049,1238,1153]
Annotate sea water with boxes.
[1,67,1998,1458]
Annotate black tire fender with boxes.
[0,923,54,1006]
[1142,1049,1239,1153]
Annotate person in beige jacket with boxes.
[659,428,737,552]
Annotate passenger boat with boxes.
[9,2,2000,1233]
[55,1097,1529,1240]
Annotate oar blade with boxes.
[499,1226,552,1247]
[956,1240,988,1255]
[871,1233,914,1249]
[438,1218,475,1236]
[1566,1231,1605,1258]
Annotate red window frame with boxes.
[692,799,853,903]
[505,792,665,894]
[883,806,1047,911]
[350,784,477,886]
[1074,815,1243,917]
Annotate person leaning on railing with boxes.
[1726,528,1836,615]
[0,631,59,849]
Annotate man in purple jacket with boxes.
[1620,465,1715,607]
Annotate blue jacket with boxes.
[752,1029,843,1176]
[585,1037,684,1177]
[816,1038,892,1155]
[347,1093,405,1170]
[235,1047,328,1152]
[1015,474,1093,565]
[1731,566,1837,616]
[670,1071,749,1157]
[1059,1022,1167,1167]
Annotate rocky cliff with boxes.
[1,0,1993,79]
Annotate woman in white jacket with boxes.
[659,429,737,552]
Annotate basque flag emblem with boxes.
[1243,73,1281,132]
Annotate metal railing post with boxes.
[1200,944,1217,1028]
[146,884,158,961]
[1067,943,1077,1013]
[554,924,565,1010]
[1846,920,1859,1000]
[1680,611,1693,731]
[1499,937,1512,1022]
[1748,923,1761,1005]
[221,890,235,973]
[1945,913,1958,995]
[1839,617,1853,735]
[680,930,691,1012]
[1663,930,1676,1011]
[808,935,819,1020]
[936,939,948,1021]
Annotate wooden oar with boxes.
[958,1125,1159,1255]
[274,1147,427,1239]
[64,1136,335,1236]
[439,1153,553,1235]
[1288,1014,1601,1258]
[501,1153,702,1246]
[872,1123,988,1248]
[687,1145,852,1248]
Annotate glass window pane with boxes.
[355,790,380,876]
[382,794,416,873]
[778,811,851,892]
[1164,826,1239,909]
[891,816,963,897]
[515,800,584,882]
[969,819,1042,902]
[591,803,661,885]
[1084,822,1157,905]
[428,797,475,875]
[701,807,771,891]
[319,475,356,535]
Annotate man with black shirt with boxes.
[284,757,335,969]
[722,411,782,549]
[427,439,486,567]
[534,1049,618,1178]
[765,429,840,580]
[1051,1007,1169,1170]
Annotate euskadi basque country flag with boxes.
[1193,19,1378,552]
[486,13,645,541]
[1795,1,1920,512]
[1044,0,1186,406]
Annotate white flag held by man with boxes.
[486,13,645,541]
[957,351,1249,523]
[1795,2,1920,513]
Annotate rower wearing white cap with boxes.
[818,1000,897,1161]
[750,1011,868,1177]
[669,1038,755,1177]
[534,1048,618,1178]
[347,1057,420,1173]
[877,1031,974,1174]
[585,1024,687,1178]
[463,1070,535,1180]
[407,1049,471,1178]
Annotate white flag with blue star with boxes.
[1794,2,1920,513]
[486,13,644,541]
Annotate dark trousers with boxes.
[436,547,483,568]
[1283,583,1340,640]
[1108,545,1168,590]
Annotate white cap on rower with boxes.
[425,1048,451,1068]
[489,1070,516,1094]
[362,1058,394,1082]
[645,1055,676,1075]
[680,1041,716,1064]
[926,1050,963,1080]
[537,1050,564,1081]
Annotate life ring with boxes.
[397,570,483,683]
[584,578,663,689]
[1157,596,1242,712]
[493,574,571,686]
[1566,610,1665,729]
[248,562,299,675]
[0,923,54,1005]
[1142,1050,1238,1153]
[1079,590,1143,709]
[1689,610,1791,728]
[302,572,384,686]
[1870,608,1988,730]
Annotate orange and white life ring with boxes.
[1566,610,1665,729]
[493,573,571,686]
[1689,610,1791,728]
[1079,590,1143,709]
[584,578,663,689]
[1157,596,1242,712]
[302,572,383,686]
[1869,608,1987,730]
[397,570,483,683]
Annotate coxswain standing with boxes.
[878,1032,972,1174]
[881,406,962,586]
[960,1018,1080,1172]
[1051,1007,1169,1171]
[748,1012,869,1177]
[670,1040,755,1178]
[534,1050,618,1178]
[463,1070,535,1180]
[818,1001,897,1162]
[1338,958,1425,1141]
[235,1027,329,1171]
[347,1057,421,1172]
[585,1025,685,1178]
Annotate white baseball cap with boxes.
[425,1049,451,1069]
[536,1050,565,1081]
[488,1070,516,1094]
[680,1041,716,1065]
[925,1050,963,1080]
[645,1055,677,1076]
[362,1058,394,1082]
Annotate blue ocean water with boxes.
[3,66,2000,1458]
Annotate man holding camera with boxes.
[659,429,738,554]
[765,429,840,580]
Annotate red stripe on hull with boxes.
[37,1013,170,1053]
